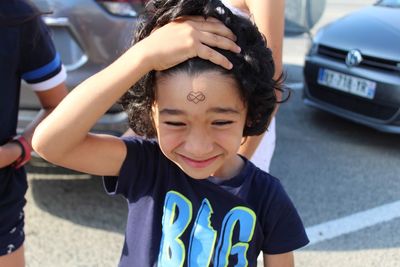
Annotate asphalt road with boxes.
[23,1,400,266]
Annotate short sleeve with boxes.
[261,180,309,254]
[19,15,66,91]
[103,137,161,200]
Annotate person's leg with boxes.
[0,215,26,267]
[250,117,276,173]
[0,169,28,267]
[0,245,25,267]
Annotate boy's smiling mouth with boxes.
[178,154,221,169]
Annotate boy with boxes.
[33,0,308,266]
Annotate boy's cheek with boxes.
[157,133,183,153]
[214,128,244,146]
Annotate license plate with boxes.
[317,68,376,99]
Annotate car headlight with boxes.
[96,0,145,17]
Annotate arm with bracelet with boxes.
[0,4,68,170]
[10,135,31,169]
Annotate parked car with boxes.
[303,0,400,133]
[19,0,146,137]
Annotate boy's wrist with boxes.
[129,40,156,73]
[113,42,154,87]
[11,135,32,169]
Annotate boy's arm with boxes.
[33,44,146,176]
[33,17,240,176]
[263,252,294,267]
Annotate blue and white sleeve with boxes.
[20,15,66,91]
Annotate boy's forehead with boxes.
[155,71,242,107]
[156,72,239,99]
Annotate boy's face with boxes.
[152,71,247,180]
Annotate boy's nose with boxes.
[184,127,214,157]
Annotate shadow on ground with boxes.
[27,165,127,234]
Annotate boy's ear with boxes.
[150,104,159,137]
[240,136,248,146]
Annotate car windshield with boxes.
[376,0,400,7]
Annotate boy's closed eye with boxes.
[164,121,186,127]
[163,120,235,127]
[212,120,234,126]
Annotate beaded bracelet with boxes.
[11,135,32,169]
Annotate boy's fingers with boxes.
[199,21,237,41]
[186,18,237,41]
[200,32,241,54]
[183,16,220,23]
[197,45,233,70]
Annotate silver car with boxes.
[19,0,146,136]
[303,0,400,133]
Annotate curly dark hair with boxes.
[119,0,285,138]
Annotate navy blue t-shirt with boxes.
[104,137,309,266]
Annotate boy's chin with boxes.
[177,165,213,180]
[168,155,223,180]
[183,169,211,180]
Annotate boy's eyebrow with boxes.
[207,107,240,114]
[159,107,240,115]
[159,108,185,115]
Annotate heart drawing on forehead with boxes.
[187,91,206,104]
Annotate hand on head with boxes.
[141,16,241,71]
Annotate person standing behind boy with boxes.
[0,1,68,266]
[33,0,308,266]
[221,0,285,173]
